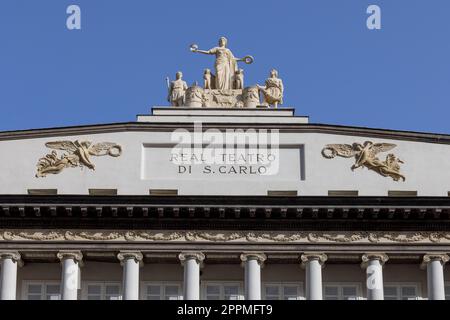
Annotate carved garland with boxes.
[1,230,450,244]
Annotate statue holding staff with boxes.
[190,37,254,90]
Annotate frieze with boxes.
[2,230,450,244]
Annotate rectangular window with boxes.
[149,189,178,196]
[267,190,298,197]
[384,284,419,300]
[142,282,182,300]
[202,282,243,300]
[24,282,61,300]
[263,283,303,300]
[388,190,418,197]
[27,189,57,195]
[88,189,117,196]
[328,190,359,196]
[323,284,360,300]
[82,282,121,300]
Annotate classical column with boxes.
[301,253,327,300]
[0,252,22,300]
[240,253,267,300]
[57,251,83,300]
[422,254,449,300]
[117,251,143,300]
[361,253,389,300]
[179,252,205,300]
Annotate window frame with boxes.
[22,280,61,300]
[201,281,244,300]
[81,281,122,300]
[140,281,183,300]
[323,282,362,300]
[383,282,421,300]
[262,282,304,300]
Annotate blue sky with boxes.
[1,0,449,133]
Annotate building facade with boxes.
[0,107,449,301]
[1,40,450,301]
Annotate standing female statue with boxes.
[191,37,253,90]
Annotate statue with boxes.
[242,86,260,108]
[235,69,244,90]
[257,69,284,108]
[166,71,188,106]
[190,37,254,90]
[185,83,204,107]
[203,69,215,90]
[321,141,406,182]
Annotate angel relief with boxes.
[321,141,405,182]
[35,140,122,178]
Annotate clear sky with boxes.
[1,0,449,134]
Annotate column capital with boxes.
[240,252,267,266]
[178,252,205,266]
[421,253,450,269]
[361,253,389,268]
[57,250,83,264]
[117,251,144,267]
[0,251,23,267]
[300,252,328,268]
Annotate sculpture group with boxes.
[321,141,406,182]
[167,37,284,108]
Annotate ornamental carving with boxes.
[2,230,450,244]
[35,140,122,177]
[321,141,405,181]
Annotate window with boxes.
[267,190,298,197]
[142,282,182,300]
[88,189,117,195]
[27,189,57,195]
[149,189,178,196]
[23,282,61,300]
[328,190,358,196]
[384,284,419,300]
[388,190,417,197]
[446,283,450,300]
[202,282,243,300]
[82,282,121,300]
[323,284,360,300]
[263,283,303,300]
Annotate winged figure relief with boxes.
[35,140,122,178]
[321,141,405,181]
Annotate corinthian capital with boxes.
[0,251,23,266]
[300,252,328,268]
[57,250,83,263]
[178,252,205,266]
[117,251,144,266]
[421,253,450,269]
[240,252,267,266]
[361,252,389,268]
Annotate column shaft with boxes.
[57,251,82,300]
[301,253,327,300]
[427,260,445,300]
[366,259,384,300]
[0,257,18,300]
[179,252,204,300]
[305,260,322,300]
[118,251,143,300]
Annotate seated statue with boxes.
[257,69,284,108]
